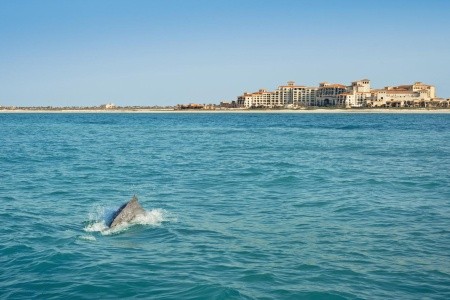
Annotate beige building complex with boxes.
[237,79,449,108]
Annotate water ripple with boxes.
[1,113,450,299]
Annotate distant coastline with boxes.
[1,107,450,114]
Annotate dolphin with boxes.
[107,195,146,228]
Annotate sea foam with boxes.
[84,206,169,235]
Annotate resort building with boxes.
[279,82,318,108]
[237,82,317,108]
[100,103,116,109]
[237,79,445,108]
[315,82,348,107]
[337,79,372,107]
[366,82,437,108]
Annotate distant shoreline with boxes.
[1,108,450,114]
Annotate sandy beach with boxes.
[2,108,450,114]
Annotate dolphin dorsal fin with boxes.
[108,195,145,228]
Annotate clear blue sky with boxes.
[1,0,449,106]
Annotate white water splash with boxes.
[84,221,108,233]
[79,235,97,241]
[84,207,169,235]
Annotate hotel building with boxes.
[237,81,317,108]
[237,79,447,108]
[366,82,437,108]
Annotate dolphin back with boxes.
[108,196,145,228]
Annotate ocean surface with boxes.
[1,112,450,299]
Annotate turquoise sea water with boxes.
[1,112,450,299]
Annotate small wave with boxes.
[84,221,108,233]
[84,208,169,235]
[79,235,97,241]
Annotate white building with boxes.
[237,80,441,108]
[237,89,276,108]
[278,81,318,107]
[237,82,317,108]
[337,79,372,107]
[100,103,116,109]
[367,82,436,107]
